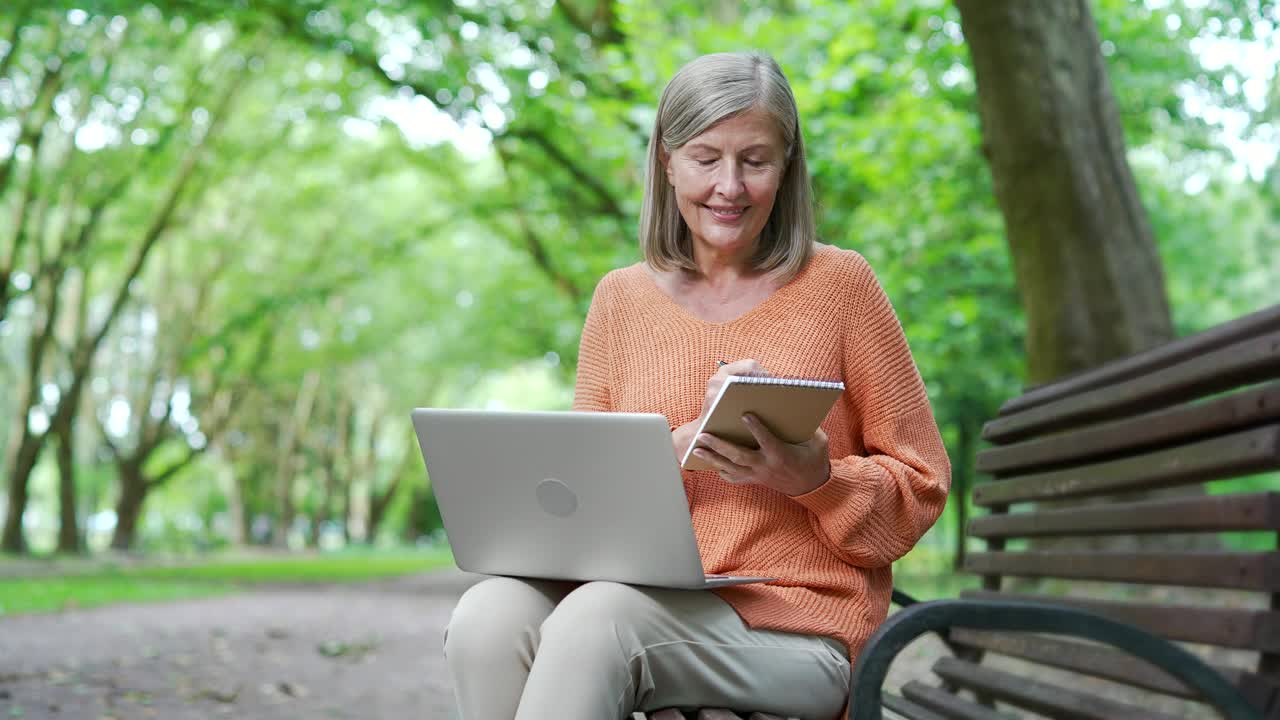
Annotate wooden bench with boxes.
[850,303,1280,719]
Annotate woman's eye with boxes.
[696,158,717,166]
[746,159,765,167]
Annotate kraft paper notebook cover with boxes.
[680,375,846,471]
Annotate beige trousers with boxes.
[443,577,850,720]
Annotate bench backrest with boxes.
[963,303,1280,716]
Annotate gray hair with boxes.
[639,51,816,281]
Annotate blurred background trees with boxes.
[0,0,1276,563]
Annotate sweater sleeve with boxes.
[790,256,951,569]
[572,274,613,413]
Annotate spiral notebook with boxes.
[680,375,846,471]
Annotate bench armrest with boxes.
[849,598,1261,720]
[888,587,967,658]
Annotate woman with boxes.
[444,51,951,720]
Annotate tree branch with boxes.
[555,0,625,45]
[101,429,123,463]
[0,121,50,316]
[0,18,74,199]
[146,444,205,489]
[78,56,250,377]
[0,4,34,82]
[504,126,625,219]
[518,214,582,301]
[493,143,584,301]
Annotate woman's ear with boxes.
[659,145,673,184]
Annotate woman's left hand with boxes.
[690,414,831,496]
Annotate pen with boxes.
[717,360,728,368]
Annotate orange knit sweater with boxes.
[572,243,951,664]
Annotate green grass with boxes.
[0,546,455,616]
[1,543,981,618]
[1,576,236,615]
[891,571,981,603]
[122,547,454,582]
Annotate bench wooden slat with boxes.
[948,628,1208,698]
[900,680,1015,720]
[882,693,950,720]
[972,424,1280,506]
[967,492,1280,538]
[977,382,1280,475]
[949,628,1280,710]
[931,656,1185,720]
[997,304,1280,417]
[963,550,1280,591]
[959,589,1280,652]
[982,328,1280,442]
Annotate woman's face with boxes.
[665,108,787,261]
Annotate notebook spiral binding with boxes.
[729,376,845,391]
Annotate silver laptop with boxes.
[410,408,773,589]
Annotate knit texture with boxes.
[573,243,951,665]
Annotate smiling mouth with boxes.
[704,204,747,221]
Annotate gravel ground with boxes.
[0,570,483,720]
[0,570,947,720]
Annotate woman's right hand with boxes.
[672,359,771,461]
[701,359,771,410]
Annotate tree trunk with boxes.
[273,370,320,547]
[955,0,1173,385]
[80,467,101,550]
[54,424,80,554]
[367,475,402,543]
[956,0,1213,554]
[404,487,429,545]
[403,486,443,544]
[314,458,339,547]
[111,463,148,551]
[367,432,415,542]
[1,432,43,553]
[344,480,359,543]
[222,464,247,546]
[951,417,977,571]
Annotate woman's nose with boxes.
[713,161,745,197]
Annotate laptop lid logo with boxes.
[535,478,578,517]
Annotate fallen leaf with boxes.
[276,681,307,698]
[316,638,378,661]
[193,685,239,704]
[316,640,347,657]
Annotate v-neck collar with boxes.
[630,244,827,328]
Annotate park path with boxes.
[0,570,483,720]
[0,570,944,719]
